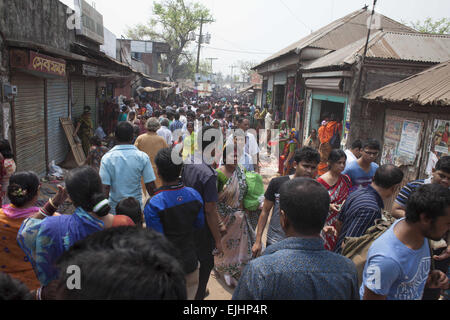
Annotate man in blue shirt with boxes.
[335,164,404,254]
[343,139,380,193]
[361,184,450,300]
[169,112,184,133]
[144,148,204,300]
[100,122,156,213]
[233,178,359,300]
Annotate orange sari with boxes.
[0,209,41,290]
[318,121,341,176]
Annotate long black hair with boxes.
[65,166,110,217]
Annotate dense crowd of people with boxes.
[0,96,449,301]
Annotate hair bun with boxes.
[91,193,110,217]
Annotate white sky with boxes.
[60,0,450,76]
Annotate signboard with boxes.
[74,0,104,44]
[10,50,66,77]
[131,41,153,53]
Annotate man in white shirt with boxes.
[226,117,260,172]
[344,139,362,169]
[157,118,173,146]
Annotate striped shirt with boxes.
[335,185,384,254]
[395,178,432,208]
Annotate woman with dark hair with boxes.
[214,145,259,288]
[0,139,16,205]
[316,149,352,251]
[17,166,134,290]
[0,171,42,291]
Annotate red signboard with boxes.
[29,51,66,77]
[11,50,66,77]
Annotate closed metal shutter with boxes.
[84,79,97,126]
[71,76,85,121]
[11,73,46,176]
[47,78,69,164]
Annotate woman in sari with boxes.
[282,129,299,176]
[316,149,351,251]
[17,166,134,295]
[214,146,256,288]
[277,120,289,174]
[317,114,342,176]
[0,172,43,291]
[74,106,94,156]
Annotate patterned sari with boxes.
[17,207,104,286]
[317,174,352,251]
[214,165,254,287]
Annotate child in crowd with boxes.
[116,197,143,227]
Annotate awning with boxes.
[305,78,343,91]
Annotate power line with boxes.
[203,45,273,55]
[279,0,312,32]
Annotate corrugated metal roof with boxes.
[254,8,415,69]
[364,60,450,106]
[301,31,450,71]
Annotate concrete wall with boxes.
[0,0,99,52]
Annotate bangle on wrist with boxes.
[48,198,57,209]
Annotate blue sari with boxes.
[17,207,104,286]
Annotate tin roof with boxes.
[254,8,415,70]
[363,60,450,106]
[301,31,450,71]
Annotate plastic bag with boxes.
[49,160,64,179]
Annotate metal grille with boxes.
[11,73,46,176]
[47,78,69,165]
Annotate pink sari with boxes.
[317,174,351,251]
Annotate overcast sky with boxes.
[60,0,450,76]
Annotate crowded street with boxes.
[0,0,449,309]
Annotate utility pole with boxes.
[195,16,204,75]
[229,65,238,85]
[206,57,218,80]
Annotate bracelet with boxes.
[48,198,57,209]
[39,208,49,217]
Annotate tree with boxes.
[126,0,213,79]
[409,17,450,34]
[236,60,258,83]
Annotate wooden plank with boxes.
[60,118,86,166]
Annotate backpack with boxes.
[341,214,395,288]
[330,125,341,149]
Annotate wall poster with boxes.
[382,115,422,166]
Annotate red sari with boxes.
[317,174,351,251]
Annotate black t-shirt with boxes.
[264,176,291,245]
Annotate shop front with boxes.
[10,49,68,175]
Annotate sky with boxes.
[60,0,450,77]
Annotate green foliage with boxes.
[126,0,213,79]
[409,17,450,34]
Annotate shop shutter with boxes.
[84,79,97,126]
[71,76,85,121]
[11,73,46,176]
[47,78,69,164]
